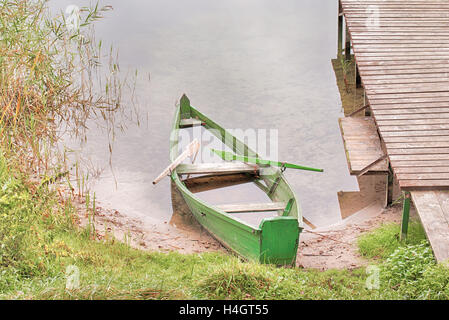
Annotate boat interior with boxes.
[176,122,293,228]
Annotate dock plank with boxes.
[400,180,449,189]
[387,148,449,155]
[397,173,449,180]
[375,113,449,120]
[386,142,449,148]
[390,160,449,167]
[395,167,449,174]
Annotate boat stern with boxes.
[259,217,300,266]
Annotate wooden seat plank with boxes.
[179,118,204,128]
[216,202,286,213]
[177,163,259,175]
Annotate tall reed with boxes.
[0,0,130,179]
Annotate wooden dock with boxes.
[339,0,449,262]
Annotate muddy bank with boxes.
[70,191,225,255]
[297,203,416,270]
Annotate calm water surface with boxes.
[50,0,358,227]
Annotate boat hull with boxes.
[170,95,302,265]
[172,174,300,264]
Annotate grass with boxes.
[358,221,428,260]
[357,221,449,299]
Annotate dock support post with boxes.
[345,21,351,61]
[364,98,371,117]
[338,1,343,57]
[385,165,394,208]
[356,65,362,88]
[400,191,411,241]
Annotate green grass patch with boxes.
[358,221,427,261]
[356,221,449,299]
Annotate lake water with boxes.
[50,0,358,227]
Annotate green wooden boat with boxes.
[169,95,304,265]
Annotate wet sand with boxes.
[71,190,225,255]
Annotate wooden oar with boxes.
[210,149,323,173]
[153,139,200,185]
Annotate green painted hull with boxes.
[170,95,303,265]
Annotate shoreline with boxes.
[70,184,415,270]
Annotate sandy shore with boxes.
[74,196,224,254]
[297,203,408,270]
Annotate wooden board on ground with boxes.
[411,191,449,263]
[339,117,389,175]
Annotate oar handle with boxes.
[284,163,324,173]
[211,149,323,173]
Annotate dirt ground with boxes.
[297,203,408,270]
[72,194,224,255]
